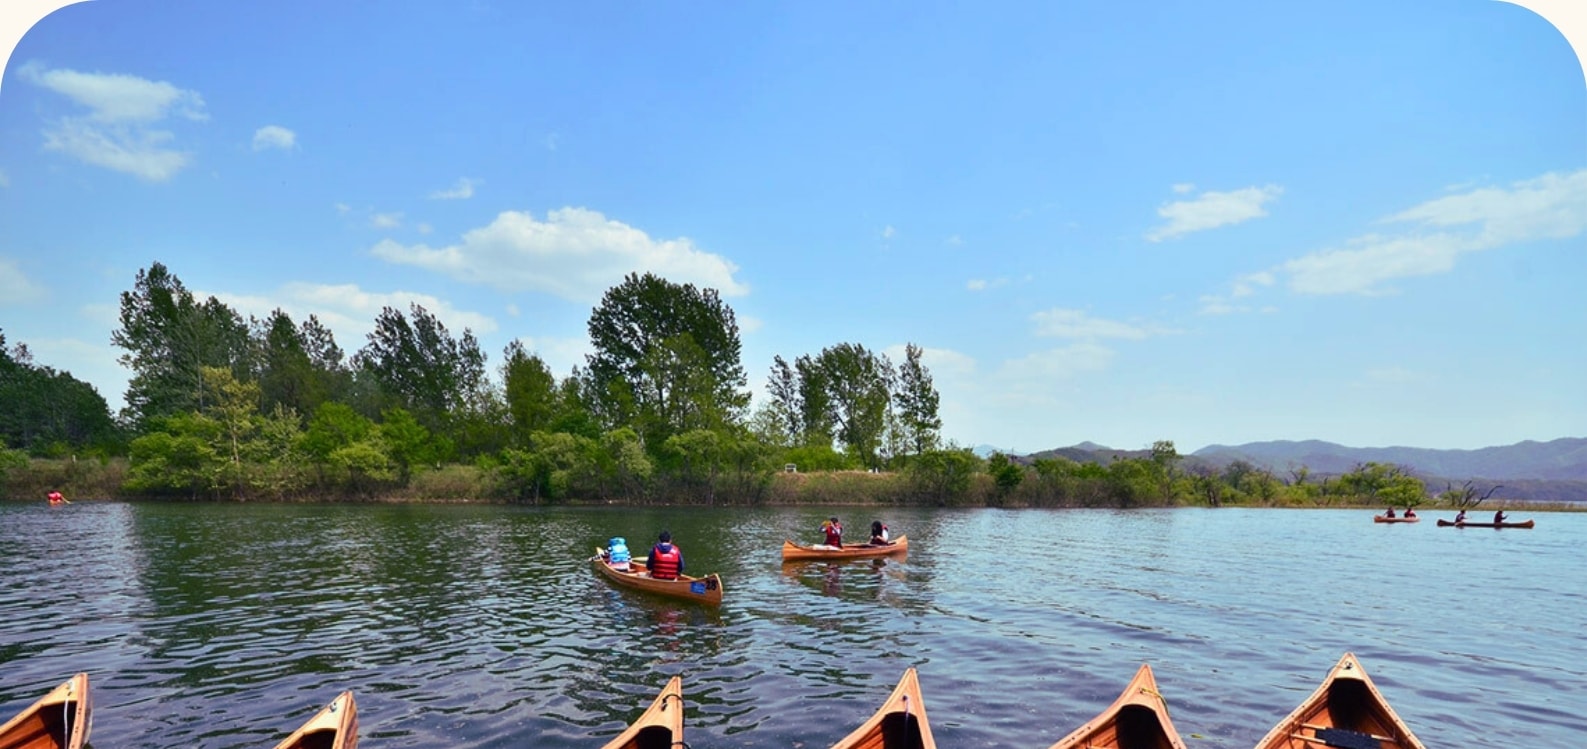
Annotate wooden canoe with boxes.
[1372,516,1418,524]
[272,691,358,749]
[1254,652,1426,749]
[1045,663,1187,749]
[592,549,723,606]
[1436,518,1533,529]
[598,676,684,749]
[0,673,91,749]
[782,535,909,561]
[827,667,936,749]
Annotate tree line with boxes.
[2,262,960,503]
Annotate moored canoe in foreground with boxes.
[1436,518,1534,529]
[1254,652,1426,749]
[0,673,91,749]
[592,548,724,606]
[827,667,935,749]
[272,691,358,749]
[598,676,684,749]
[1372,516,1419,523]
[1045,663,1186,749]
[782,535,909,561]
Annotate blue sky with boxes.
[1,0,1583,455]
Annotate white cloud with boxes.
[370,206,749,301]
[334,203,351,214]
[0,257,46,305]
[1172,182,1195,194]
[881,225,896,240]
[998,342,1116,383]
[967,278,1009,292]
[1146,184,1283,242]
[19,62,206,181]
[429,177,479,200]
[252,125,296,152]
[739,315,763,334]
[370,212,403,229]
[417,223,433,235]
[1197,294,1240,316]
[1230,271,1274,298]
[1031,308,1149,340]
[1283,169,1587,296]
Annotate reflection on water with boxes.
[1,502,1584,748]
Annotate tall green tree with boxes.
[793,354,835,447]
[584,272,749,447]
[501,340,559,446]
[0,331,119,454]
[763,355,801,447]
[813,343,894,468]
[892,342,942,456]
[112,262,250,430]
[252,309,347,420]
[353,303,487,435]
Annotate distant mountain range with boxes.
[973,438,1587,501]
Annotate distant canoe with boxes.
[1373,516,1420,523]
[1436,518,1533,529]
[599,676,684,749]
[0,673,91,749]
[1254,652,1426,749]
[782,535,909,561]
[827,667,936,749]
[1044,663,1187,749]
[272,691,357,749]
[592,548,723,606]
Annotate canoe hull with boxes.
[599,676,684,749]
[782,535,909,561]
[272,691,357,749]
[0,673,91,749]
[1373,516,1419,523]
[1254,652,1426,749]
[592,549,724,606]
[1045,663,1187,749]
[1436,518,1533,528]
[827,667,936,749]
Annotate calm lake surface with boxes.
[2,502,1583,748]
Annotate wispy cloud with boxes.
[966,278,1008,292]
[1285,169,1587,295]
[429,177,479,200]
[370,212,403,229]
[945,234,963,246]
[19,61,207,181]
[881,225,896,240]
[1172,182,1195,194]
[0,257,46,305]
[252,125,296,152]
[370,206,748,302]
[1031,308,1152,340]
[1146,184,1283,242]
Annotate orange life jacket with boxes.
[649,544,681,579]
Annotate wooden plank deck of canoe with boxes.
[592,548,724,606]
[0,673,91,749]
[826,667,936,749]
[598,676,684,749]
[271,691,358,749]
[1044,663,1187,749]
[1436,518,1534,529]
[781,535,909,561]
[1253,652,1427,749]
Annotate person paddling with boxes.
[1453,509,1467,524]
[648,530,684,580]
[820,517,843,548]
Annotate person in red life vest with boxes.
[820,516,843,548]
[648,530,684,580]
[47,491,65,504]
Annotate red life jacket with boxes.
[823,522,842,546]
[649,544,681,579]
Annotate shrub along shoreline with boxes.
[2,457,1577,512]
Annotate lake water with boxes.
[2,502,1582,748]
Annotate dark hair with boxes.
[830,516,839,522]
[659,530,672,543]
[871,520,883,533]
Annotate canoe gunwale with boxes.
[598,675,684,749]
[1043,663,1187,749]
[271,690,358,749]
[826,667,936,749]
[0,672,92,749]
[1252,652,1427,749]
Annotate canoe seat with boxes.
[1309,727,1381,749]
